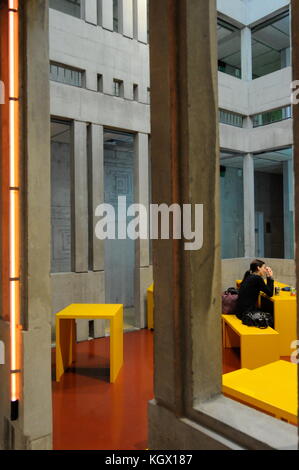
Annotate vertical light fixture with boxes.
[8,0,20,421]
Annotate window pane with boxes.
[50,62,84,88]
[49,0,81,18]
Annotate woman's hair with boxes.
[242,259,265,283]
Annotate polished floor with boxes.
[52,329,291,450]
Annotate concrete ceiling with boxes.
[220,148,292,174]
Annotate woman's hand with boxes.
[265,267,273,278]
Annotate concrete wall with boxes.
[220,167,245,259]
[222,257,296,291]
[49,4,152,338]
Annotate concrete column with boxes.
[85,0,98,25]
[133,0,147,44]
[122,0,134,38]
[73,121,89,273]
[134,133,150,328]
[241,27,252,81]
[283,159,295,259]
[73,121,89,341]
[89,125,105,272]
[101,0,113,31]
[243,154,255,258]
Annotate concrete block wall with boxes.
[222,257,296,292]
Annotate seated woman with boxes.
[236,259,274,320]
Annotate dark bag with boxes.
[222,287,239,314]
[242,310,274,329]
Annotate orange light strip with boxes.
[8,0,20,404]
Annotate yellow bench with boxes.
[222,315,280,370]
[147,283,154,330]
[223,360,298,425]
[56,304,123,383]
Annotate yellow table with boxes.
[236,280,297,357]
[147,283,154,330]
[222,315,280,369]
[56,304,123,383]
[223,360,298,425]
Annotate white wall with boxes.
[246,0,290,25]
[49,8,150,131]
[217,0,247,26]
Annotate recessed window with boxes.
[217,19,241,79]
[113,0,119,32]
[219,109,244,128]
[252,11,291,79]
[252,106,292,127]
[97,74,103,93]
[133,84,139,101]
[114,79,124,98]
[50,62,84,88]
[147,87,151,104]
[49,0,81,19]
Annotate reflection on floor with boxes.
[52,330,293,450]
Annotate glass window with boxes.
[217,19,241,79]
[252,106,292,127]
[51,120,73,273]
[113,79,124,97]
[220,153,245,259]
[49,0,81,18]
[50,62,84,88]
[113,0,119,32]
[252,11,290,79]
[97,74,103,92]
[219,109,244,128]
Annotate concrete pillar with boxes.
[241,27,252,81]
[133,0,147,43]
[73,121,89,274]
[0,0,52,450]
[85,0,98,25]
[243,154,255,258]
[134,133,150,328]
[291,0,299,439]
[122,0,134,38]
[101,0,113,31]
[73,121,89,341]
[283,159,295,259]
[88,124,106,338]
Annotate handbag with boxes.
[242,310,274,329]
[222,287,239,314]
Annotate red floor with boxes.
[52,330,292,450]
[52,330,154,450]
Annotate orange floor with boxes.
[52,329,154,450]
[52,329,290,450]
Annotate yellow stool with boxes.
[147,284,154,330]
[223,360,298,425]
[56,304,123,383]
[222,315,280,370]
